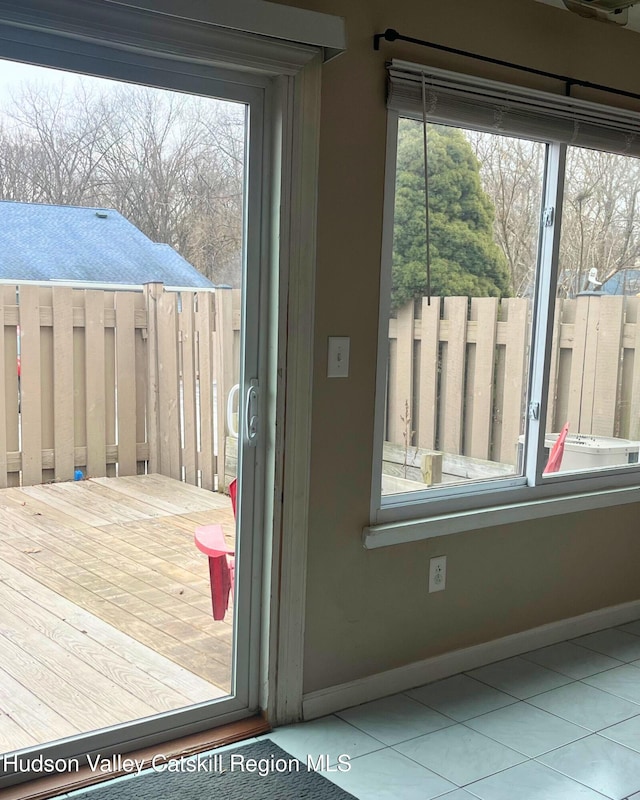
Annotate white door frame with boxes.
[263,60,322,727]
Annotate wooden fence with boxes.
[387,294,640,467]
[0,283,240,489]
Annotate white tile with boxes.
[406,674,517,721]
[465,760,608,800]
[267,716,384,763]
[617,620,640,638]
[522,641,623,679]
[538,734,640,798]
[464,701,589,757]
[466,657,573,699]
[572,629,640,662]
[583,665,640,706]
[600,714,640,753]
[527,681,640,731]
[394,724,525,786]
[439,792,480,800]
[336,693,454,745]
[326,748,456,800]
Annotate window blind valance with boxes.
[0,0,328,77]
[388,59,640,158]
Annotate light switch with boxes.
[327,336,350,378]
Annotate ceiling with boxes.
[536,0,640,31]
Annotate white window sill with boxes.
[363,485,640,549]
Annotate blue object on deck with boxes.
[74,470,84,481]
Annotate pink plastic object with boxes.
[229,477,238,517]
[543,421,569,474]
[194,524,235,621]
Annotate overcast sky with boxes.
[0,58,114,100]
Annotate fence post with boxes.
[114,291,138,476]
[52,287,75,482]
[144,282,163,475]
[3,286,18,486]
[19,285,43,486]
[389,302,415,445]
[214,289,234,491]
[196,291,215,490]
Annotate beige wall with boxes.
[274,0,640,694]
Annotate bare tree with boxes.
[0,78,245,286]
[466,130,640,299]
[558,147,640,296]
[466,130,545,297]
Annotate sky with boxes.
[0,58,114,100]
[0,55,244,134]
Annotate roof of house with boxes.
[601,269,640,296]
[0,201,214,288]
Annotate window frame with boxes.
[368,98,640,545]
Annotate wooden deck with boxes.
[0,474,236,755]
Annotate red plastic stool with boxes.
[194,524,235,621]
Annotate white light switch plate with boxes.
[327,336,350,378]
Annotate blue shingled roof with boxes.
[0,201,214,288]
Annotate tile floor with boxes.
[56,622,640,800]
[268,623,640,800]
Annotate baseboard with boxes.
[302,599,640,720]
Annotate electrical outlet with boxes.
[429,555,447,593]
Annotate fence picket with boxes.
[546,299,563,433]
[39,287,55,484]
[468,297,498,460]
[567,296,590,432]
[3,287,18,487]
[592,296,625,437]
[85,290,107,478]
[52,288,75,482]
[115,291,137,476]
[497,298,528,464]
[214,290,234,491]
[629,299,640,440]
[180,292,198,485]
[157,291,181,480]
[440,297,468,455]
[104,292,117,478]
[134,291,148,475]
[417,297,440,449]
[389,302,414,444]
[196,291,215,490]
[19,285,42,486]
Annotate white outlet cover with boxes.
[429,555,447,593]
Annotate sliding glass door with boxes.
[0,31,269,785]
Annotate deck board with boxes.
[0,475,234,755]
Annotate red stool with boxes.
[194,524,235,621]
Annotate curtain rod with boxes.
[373,27,640,103]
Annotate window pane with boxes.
[0,58,246,751]
[382,120,545,496]
[543,146,640,476]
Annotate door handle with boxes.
[245,379,259,446]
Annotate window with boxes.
[368,62,640,545]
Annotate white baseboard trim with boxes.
[302,599,640,720]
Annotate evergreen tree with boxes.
[392,120,511,309]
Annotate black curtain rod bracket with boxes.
[373,27,640,104]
